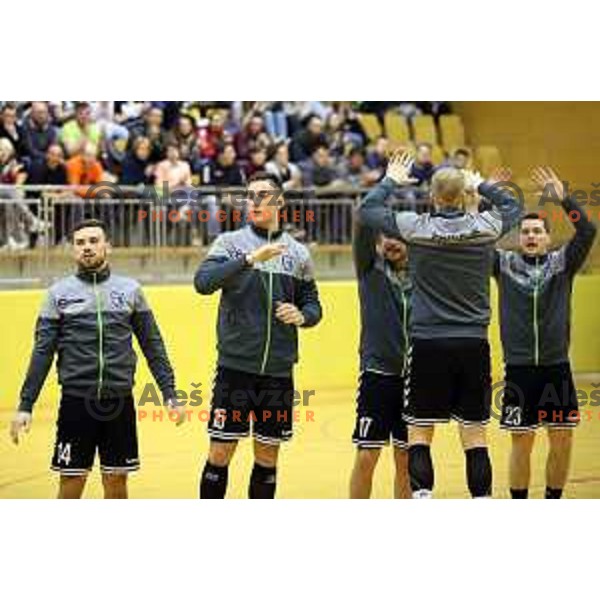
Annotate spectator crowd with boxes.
[0,101,464,249]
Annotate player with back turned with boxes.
[358,151,521,499]
[195,172,322,499]
[349,195,412,499]
[9,219,184,499]
[494,167,597,499]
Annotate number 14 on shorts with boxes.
[56,442,72,466]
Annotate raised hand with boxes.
[462,169,484,192]
[386,150,417,186]
[531,166,565,200]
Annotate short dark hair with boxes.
[521,212,550,233]
[247,171,281,191]
[303,113,322,127]
[348,147,365,159]
[75,101,91,111]
[312,143,329,155]
[270,140,288,160]
[70,219,110,241]
[454,148,470,158]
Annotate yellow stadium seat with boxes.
[358,113,383,141]
[413,114,438,145]
[439,115,466,152]
[384,112,411,145]
[474,145,503,177]
[431,145,446,166]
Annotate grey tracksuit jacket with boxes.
[494,196,597,366]
[357,177,521,339]
[354,219,412,376]
[19,267,176,412]
[194,223,322,377]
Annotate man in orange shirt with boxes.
[66,143,109,229]
[66,143,104,198]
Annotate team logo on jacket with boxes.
[57,297,85,310]
[110,290,128,310]
[229,246,245,260]
[281,254,294,273]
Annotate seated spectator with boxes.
[166,114,199,163]
[27,144,68,185]
[325,112,346,159]
[244,147,268,180]
[366,136,390,173]
[154,143,192,194]
[129,106,166,162]
[204,142,245,242]
[410,142,436,186]
[66,143,104,196]
[339,147,380,188]
[102,128,130,179]
[120,137,155,186]
[235,112,269,159]
[148,101,183,130]
[265,141,302,190]
[447,147,471,170]
[0,103,28,159]
[0,138,26,185]
[301,144,344,189]
[207,143,245,186]
[27,144,71,244]
[326,106,367,157]
[250,101,288,140]
[60,102,102,157]
[290,114,328,163]
[22,102,58,162]
[198,112,226,161]
[339,105,368,147]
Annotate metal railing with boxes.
[1,184,424,286]
[0,184,374,246]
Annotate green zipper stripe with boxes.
[260,271,273,375]
[259,231,273,375]
[93,274,105,399]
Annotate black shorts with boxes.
[208,366,294,445]
[51,391,139,476]
[403,338,492,426]
[500,362,579,431]
[352,371,407,449]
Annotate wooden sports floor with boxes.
[1,283,599,498]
